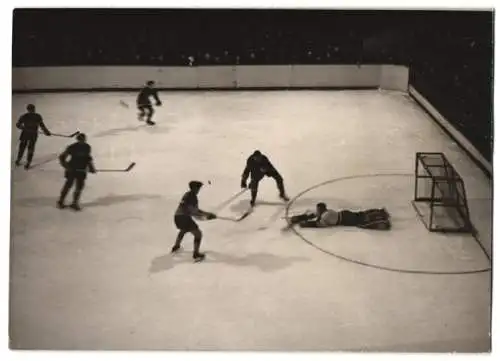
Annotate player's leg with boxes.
[171,231,186,253]
[25,136,38,169]
[58,171,75,208]
[338,210,362,226]
[191,228,205,261]
[268,170,289,201]
[172,215,190,252]
[358,218,392,230]
[15,139,28,166]
[249,176,262,207]
[70,174,86,210]
[145,105,155,125]
[137,105,146,120]
[355,209,391,230]
[361,209,388,222]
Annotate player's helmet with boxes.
[146,80,155,86]
[26,104,35,112]
[189,180,203,190]
[76,133,87,142]
[316,203,327,211]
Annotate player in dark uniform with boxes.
[57,133,96,211]
[137,80,162,125]
[15,104,52,169]
[172,181,217,262]
[289,202,391,230]
[241,150,289,207]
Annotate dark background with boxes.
[12,9,494,163]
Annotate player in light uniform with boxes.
[289,202,391,230]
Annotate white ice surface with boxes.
[9,90,492,351]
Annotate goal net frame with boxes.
[411,152,473,233]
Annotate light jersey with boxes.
[318,209,339,227]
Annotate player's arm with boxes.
[299,213,326,228]
[188,205,216,219]
[39,116,51,136]
[241,158,251,188]
[58,147,71,168]
[87,158,96,173]
[263,156,277,172]
[152,90,162,105]
[16,115,25,130]
[87,150,97,173]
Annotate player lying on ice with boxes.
[288,202,391,230]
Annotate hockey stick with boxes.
[216,211,252,222]
[39,131,80,138]
[119,100,130,108]
[216,216,241,222]
[95,162,136,172]
[211,188,248,213]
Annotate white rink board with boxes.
[290,64,381,88]
[196,66,235,88]
[236,65,293,87]
[380,65,410,91]
[12,64,409,91]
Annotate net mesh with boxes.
[414,153,471,232]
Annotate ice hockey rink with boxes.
[9,90,492,351]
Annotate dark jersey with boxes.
[60,142,94,171]
[175,191,199,217]
[16,112,50,135]
[242,154,275,181]
[137,87,160,106]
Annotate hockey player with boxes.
[137,80,162,125]
[241,150,289,207]
[57,133,96,211]
[15,104,52,169]
[172,181,217,262]
[289,202,391,230]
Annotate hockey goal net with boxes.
[412,152,473,233]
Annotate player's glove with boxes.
[45,131,52,136]
[156,101,162,106]
[240,180,247,189]
[206,212,217,220]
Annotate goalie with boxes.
[289,203,391,230]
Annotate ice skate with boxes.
[69,203,82,211]
[193,252,206,262]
